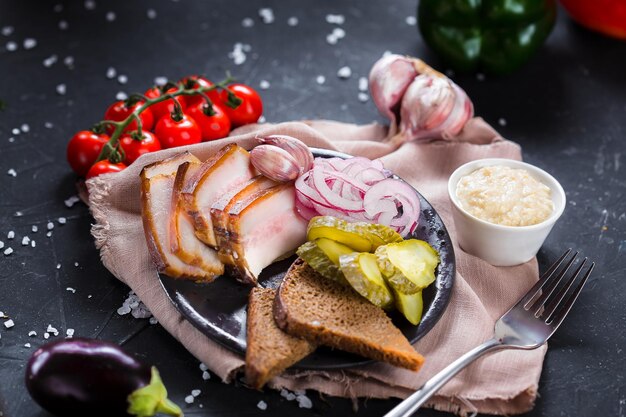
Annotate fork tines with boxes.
[522,249,595,326]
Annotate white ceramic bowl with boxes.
[447,158,566,266]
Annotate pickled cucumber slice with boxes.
[296,241,348,285]
[307,216,372,252]
[393,289,423,325]
[316,237,355,265]
[339,252,393,309]
[376,240,439,294]
[363,223,403,249]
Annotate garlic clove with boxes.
[250,144,301,182]
[368,54,418,136]
[257,134,314,173]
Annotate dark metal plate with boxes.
[159,148,455,369]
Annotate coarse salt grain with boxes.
[4,319,15,328]
[199,363,208,371]
[8,137,15,143]
[58,217,67,225]
[4,248,13,256]
[296,393,312,408]
[11,128,19,135]
[45,122,54,128]
[74,262,79,267]
[6,41,18,52]
[257,401,267,410]
[258,8,275,24]
[106,67,117,79]
[149,316,158,325]
[184,395,194,404]
[85,0,96,10]
[405,16,417,25]
[7,231,14,239]
[191,389,201,397]
[337,66,352,79]
[358,76,368,91]
[32,225,38,233]
[31,240,36,248]
[46,231,52,238]
[258,115,266,123]
[117,74,128,84]
[498,118,507,126]
[106,11,116,22]
[56,84,67,95]
[316,75,326,85]
[287,16,299,26]
[66,328,75,338]
[358,92,369,102]
[44,332,50,339]
[58,20,69,30]
[202,371,210,380]
[1,26,14,36]
[228,43,250,65]
[7,169,16,177]
[259,80,270,90]
[66,287,76,293]
[21,236,30,246]
[154,76,167,86]
[146,8,157,19]
[476,73,486,81]
[325,14,345,24]
[115,91,128,101]
[23,38,37,49]
[47,325,59,336]
[56,263,61,269]
[29,331,37,337]
[0,241,3,249]
[53,4,63,12]
[43,55,58,68]
[64,56,74,68]
[47,222,54,230]
[241,17,254,28]
[21,123,30,133]
[24,343,31,348]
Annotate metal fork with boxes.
[384,249,595,417]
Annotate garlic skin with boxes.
[368,54,418,136]
[250,144,300,182]
[257,134,314,173]
[369,54,474,146]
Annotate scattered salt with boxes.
[358,92,369,103]
[405,16,417,26]
[11,128,19,135]
[117,74,128,84]
[337,66,352,79]
[58,217,67,225]
[297,394,313,409]
[258,115,266,123]
[21,236,30,246]
[325,14,345,25]
[228,43,250,65]
[259,80,270,90]
[20,123,30,133]
[241,18,254,28]
[32,225,38,233]
[149,317,158,325]
[56,84,67,95]
[31,240,36,248]
[56,264,61,269]
[47,325,59,336]
[1,26,14,36]
[316,75,326,85]
[45,122,54,128]
[53,4,63,12]
[47,221,54,230]
[24,343,31,348]
[7,169,16,177]
[66,328,75,338]
[4,248,13,256]
[66,287,76,293]
[184,395,194,404]
[28,331,37,337]
[199,363,208,371]
[476,73,486,81]
[43,55,58,68]
[46,231,52,238]
[287,17,299,26]
[154,76,167,86]
[106,11,116,22]
[85,0,96,10]
[358,77,368,91]
[115,91,128,101]
[23,38,37,50]
[0,241,3,250]
[106,67,117,79]
[258,8,275,24]
[257,400,267,410]
[44,332,50,339]
[191,389,201,397]
[74,262,79,267]
[118,292,153,319]
[498,118,507,127]
[6,41,17,52]
[63,56,74,68]
[58,20,69,30]
[4,319,15,329]
[147,8,157,19]
[202,371,210,380]
[7,231,14,239]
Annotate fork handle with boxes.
[384,338,504,417]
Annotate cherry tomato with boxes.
[119,131,162,165]
[186,102,231,142]
[103,100,155,135]
[179,76,220,108]
[67,130,110,176]
[219,84,263,127]
[86,160,126,179]
[144,87,186,121]
[154,114,202,149]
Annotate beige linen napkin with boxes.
[87,118,546,416]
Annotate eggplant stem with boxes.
[127,367,183,417]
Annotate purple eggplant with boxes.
[25,338,182,417]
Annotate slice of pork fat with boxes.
[171,161,224,276]
[210,176,277,266]
[182,144,257,248]
[227,183,308,285]
[140,152,218,281]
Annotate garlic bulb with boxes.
[368,54,474,146]
[257,134,314,174]
[250,144,301,182]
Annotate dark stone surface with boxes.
[0,1,624,416]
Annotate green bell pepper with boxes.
[418,0,556,74]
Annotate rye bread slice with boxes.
[274,258,425,371]
[245,288,316,389]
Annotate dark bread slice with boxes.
[274,258,425,371]
[245,288,316,389]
